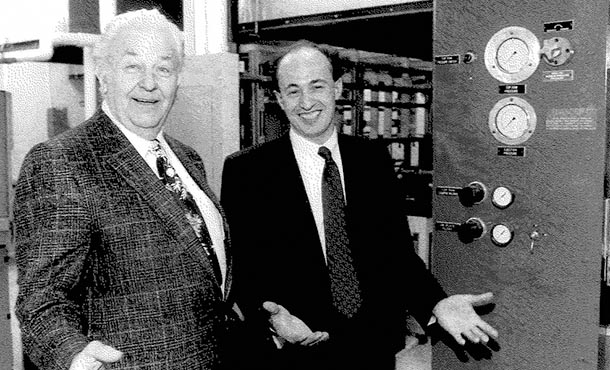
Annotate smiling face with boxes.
[101,22,181,140]
[275,47,342,145]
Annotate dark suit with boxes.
[221,133,447,370]
[14,110,235,370]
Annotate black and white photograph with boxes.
[0,1,608,369]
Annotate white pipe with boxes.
[183,0,229,55]
[99,0,117,32]
[205,0,229,53]
[0,33,100,64]
[0,36,53,63]
[8,263,22,370]
[83,46,97,119]
[183,0,196,55]
[52,32,99,48]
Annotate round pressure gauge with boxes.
[489,97,536,145]
[490,224,514,247]
[492,186,514,209]
[485,26,541,83]
[497,38,530,73]
[495,104,529,139]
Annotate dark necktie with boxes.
[318,146,362,318]
[151,140,222,285]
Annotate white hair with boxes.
[93,8,185,92]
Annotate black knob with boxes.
[458,182,486,207]
[463,51,477,64]
[457,218,485,243]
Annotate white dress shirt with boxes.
[290,127,345,262]
[102,102,227,294]
[291,127,438,326]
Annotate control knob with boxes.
[457,217,486,243]
[458,181,487,207]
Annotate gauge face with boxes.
[485,26,540,83]
[489,97,537,145]
[492,186,514,209]
[496,38,530,74]
[491,224,513,246]
[495,104,528,139]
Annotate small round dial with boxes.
[489,97,537,145]
[492,186,514,209]
[491,224,513,247]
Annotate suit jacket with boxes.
[221,133,447,370]
[14,110,235,370]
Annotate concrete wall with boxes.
[0,0,77,182]
[0,63,84,183]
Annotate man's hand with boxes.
[263,301,329,346]
[432,292,498,346]
[69,341,123,370]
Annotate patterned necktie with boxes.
[318,146,362,318]
[151,140,222,284]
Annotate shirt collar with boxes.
[102,100,165,157]
[289,127,339,161]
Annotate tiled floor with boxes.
[397,333,610,370]
[395,315,432,370]
[395,336,431,370]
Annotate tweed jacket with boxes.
[221,133,447,370]
[14,110,233,370]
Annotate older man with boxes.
[14,9,236,370]
[221,40,499,369]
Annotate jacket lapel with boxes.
[273,135,325,255]
[276,135,316,215]
[93,111,223,298]
[165,135,233,297]
[338,134,363,210]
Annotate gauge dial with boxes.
[496,38,530,74]
[492,186,514,209]
[485,26,540,83]
[489,97,536,145]
[491,224,513,247]
[496,104,528,139]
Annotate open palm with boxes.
[263,301,329,346]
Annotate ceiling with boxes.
[44,2,434,65]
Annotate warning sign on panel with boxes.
[545,107,596,130]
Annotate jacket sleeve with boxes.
[220,154,279,361]
[372,142,447,328]
[220,154,267,319]
[14,142,92,370]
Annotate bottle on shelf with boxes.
[377,108,386,138]
[342,105,353,135]
[410,141,420,168]
[413,91,427,138]
[340,71,354,100]
[364,84,379,139]
[394,73,412,138]
[391,109,400,138]
[363,70,378,101]
[362,106,372,138]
